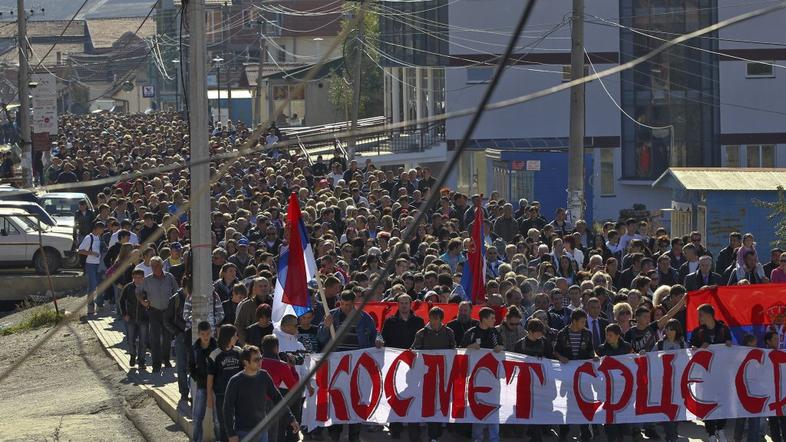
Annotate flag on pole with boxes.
[272,192,318,323]
[459,199,486,304]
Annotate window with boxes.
[0,217,19,236]
[746,62,774,78]
[724,145,740,167]
[206,10,223,44]
[242,9,255,29]
[466,66,493,84]
[747,144,776,168]
[600,148,615,196]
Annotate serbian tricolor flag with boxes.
[272,192,318,323]
[686,283,786,345]
[459,201,486,304]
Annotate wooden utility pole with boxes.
[188,0,210,337]
[17,0,32,187]
[567,0,585,223]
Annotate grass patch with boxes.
[1,306,64,336]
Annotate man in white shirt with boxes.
[108,220,139,247]
[134,247,156,277]
[79,221,105,315]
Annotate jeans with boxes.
[604,424,628,442]
[126,320,148,362]
[237,430,269,442]
[328,424,360,441]
[192,387,219,442]
[215,394,228,442]
[147,308,171,370]
[174,332,190,398]
[661,421,678,441]
[471,423,500,442]
[734,417,761,442]
[85,263,100,309]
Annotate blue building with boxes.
[652,168,786,253]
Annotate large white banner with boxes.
[302,345,786,429]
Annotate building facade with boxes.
[376,0,786,225]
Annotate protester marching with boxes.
[34,111,786,442]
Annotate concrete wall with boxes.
[719,62,786,135]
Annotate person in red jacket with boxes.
[260,335,300,442]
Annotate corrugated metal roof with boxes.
[652,168,786,191]
[86,17,156,49]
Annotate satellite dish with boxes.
[121,81,134,92]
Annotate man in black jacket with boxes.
[381,294,425,440]
[190,321,218,442]
[715,232,741,276]
[446,301,478,341]
[166,277,190,403]
[553,309,595,442]
[74,199,95,243]
[597,324,633,442]
[685,255,724,291]
[690,304,732,441]
[119,269,148,369]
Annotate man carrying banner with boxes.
[381,294,425,440]
[689,304,732,442]
[596,323,633,442]
[765,330,786,441]
[553,309,595,442]
[318,290,378,442]
[460,307,504,442]
[412,307,456,442]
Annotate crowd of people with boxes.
[52,112,785,442]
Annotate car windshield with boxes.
[11,215,40,232]
[41,198,82,217]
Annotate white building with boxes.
[374,0,786,225]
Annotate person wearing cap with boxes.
[164,242,186,284]
[228,237,252,270]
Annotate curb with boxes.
[86,315,196,440]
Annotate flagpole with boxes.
[316,274,336,338]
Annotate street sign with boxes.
[142,85,156,98]
[31,132,51,152]
[30,73,57,134]
[511,160,525,170]
[526,160,541,171]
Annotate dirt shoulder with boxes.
[0,296,188,441]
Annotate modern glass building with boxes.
[619,0,720,180]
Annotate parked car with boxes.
[0,201,80,268]
[38,192,93,229]
[0,185,39,204]
[0,208,76,274]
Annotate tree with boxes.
[755,186,786,248]
[327,4,383,119]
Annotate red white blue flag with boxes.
[273,192,318,322]
[459,200,486,304]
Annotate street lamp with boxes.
[172,59,180,112]
[212,56,224,123]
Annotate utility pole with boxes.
[17,0,32,187]
[254,19,267,128]
[223,3,232,124]
[188,0,210,338]
[347,1,366,160]
[567,0,585,224]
